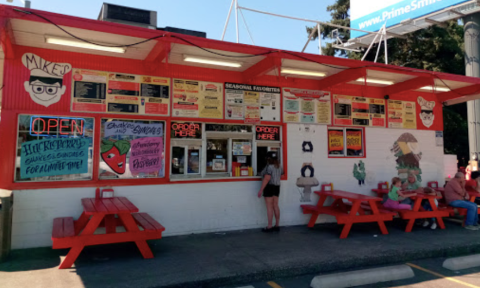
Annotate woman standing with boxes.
[258,151,284,232]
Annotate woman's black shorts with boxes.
[263,184,280,197]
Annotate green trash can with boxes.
[0,189,13,262]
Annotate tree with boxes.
[308,0,468,163]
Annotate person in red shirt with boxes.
[445,172,479,230]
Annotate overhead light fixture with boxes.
[183,55,242,68]
[356,78,394,85]
[45,36,126,53]
[281,68,326,77]
[420,86,450,92]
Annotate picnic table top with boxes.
[315,190,382,202]
[81,197,139,215]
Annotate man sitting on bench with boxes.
[445,172,479,230]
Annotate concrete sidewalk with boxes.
[2,219,480,288]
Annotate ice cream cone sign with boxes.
[22,53,72,107]
[417,96,435,128]
[391,133,422,182]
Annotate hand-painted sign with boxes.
[101,139,131,174]
[171,122,202,139]
[129,137,163,173]
[104,121,163,137]
[21,138,89,179]
[22,53,72,107]
[30,116,85,137]
[256,126,280,141]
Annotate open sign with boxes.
[171,122,202,139]
[29,116,85,137]
[256,126,280,141]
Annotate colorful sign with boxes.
[30,116,85,137]
[256,126,281,141]
[104,121,163,138]
[225,83,281,121]
[21,138,89,179]
[334,95,385,127]
[328,130,344,152]
[387,100,417,129]
[173,79,223,119]
[171,122,202,139]
[129,137,163,173]
[346,130,363,151]
[233,141,252,156]
[72,69,170,116]
[283,88,331,125]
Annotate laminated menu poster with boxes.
[387,100,417,129]
[72,69,170,116]
[333,95,386,127]
[173,79,223,119]
[283,88,331,125]
[225,83,280,122]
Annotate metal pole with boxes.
[317,23,322,55]
[235,0,239,43]
[221,0,235,41]
[301,25,317,53]
[361,31,381,61]
[239,8,255,45]
[383,26,388,64]
[374,33,383,63]
[464,13,480,162]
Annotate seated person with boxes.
[445,172,479,230]
[466,171,480,192]
[383,177,415,210]
[420,187,439,230]
[402,173,424,193]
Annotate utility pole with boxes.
[464,13,480,162]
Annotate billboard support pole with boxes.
[221,0,235,41]
[464,13,480,162]
[317,23,322,55]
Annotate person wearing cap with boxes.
[445,172,479,230]
[402,173,438,229]
[258,151,284,233]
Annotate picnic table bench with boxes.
[372,182,451,232]
[52,193,165,269]
[301,184,396,239]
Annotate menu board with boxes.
[225,83,280,122]
[282,88,331,125]
[333,95,385,127]
[387,100,417,129]
[72,69,170,116]
[172,79,223,119]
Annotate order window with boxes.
[171,122,203,179]
[15,114,94,182]
[99,118,165,179]
[328,127,364,157]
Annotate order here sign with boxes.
[256,126,280,141]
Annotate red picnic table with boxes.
[301,185,396,239]
[372,185,450,232]
[52,195,165,269]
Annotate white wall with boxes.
[11,125,445,249]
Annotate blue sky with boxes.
[6,0,337,54]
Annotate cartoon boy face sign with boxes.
[22,53,72,107]
[417,96,435,128]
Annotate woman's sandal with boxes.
[262,227,274,233]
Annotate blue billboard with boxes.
[351,0,470,39]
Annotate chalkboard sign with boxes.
[74,82,106,99]
[141,83,169,98]
[353,118,369,126]
[369,104,385,114]
[108,103,139,113]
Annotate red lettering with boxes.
[32,118,46,135]
[59,119,69,135]
[47,119,58,134]
[72,119,84,135]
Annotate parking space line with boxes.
[267,281,283,288]
[407,263,480,288]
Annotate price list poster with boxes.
[387,100,417,129]
[172,79,223,119]
[333,95,385,127]
[282,88,331,124]
[71,69,170,115]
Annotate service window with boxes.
[171,122,202,179]
[99,119,165,179]
[328,127,364,157]
[255,125,282,174]
[15,115,94,182]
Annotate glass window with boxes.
[206,139,228,173]
[99,119,165,179]
[328,127,364,157]
[15,115,94,182]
